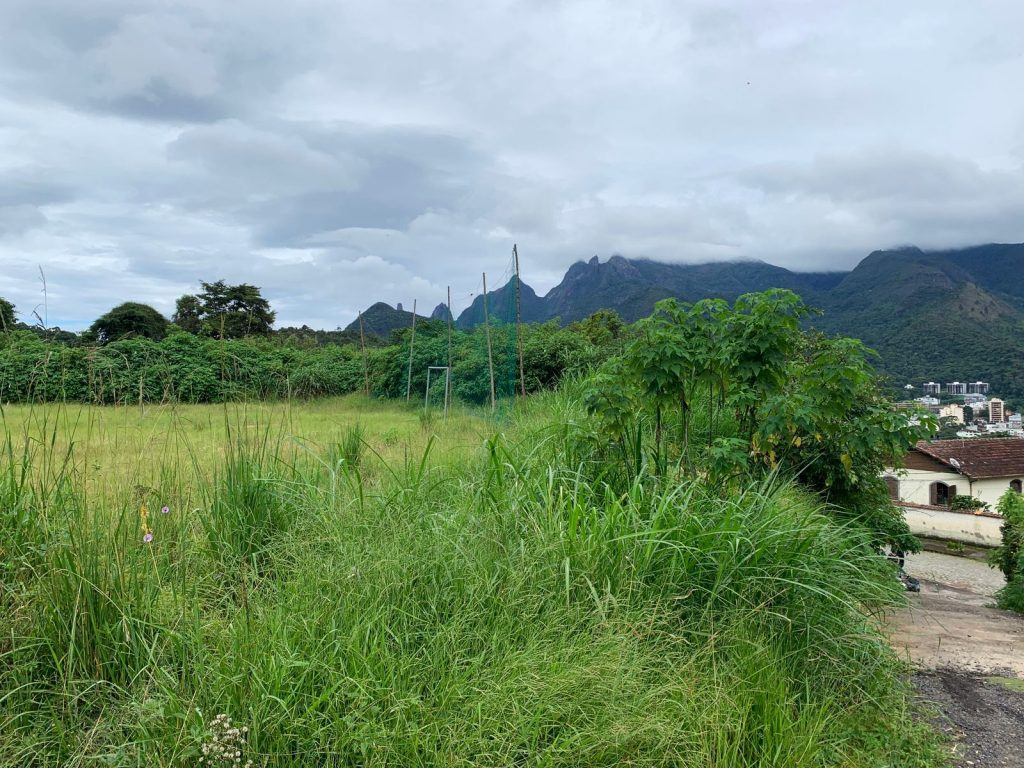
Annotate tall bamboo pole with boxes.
[405,299,417,402]
[482,273,496,412]
[446,285,453,409]
[513,244,527,398]
[358,310,370,396]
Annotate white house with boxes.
[885,439,1024,545]
[886,438,1024,508]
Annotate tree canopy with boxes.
[0,297,14,331]
[173,281,275,339]
[88,302,169,344]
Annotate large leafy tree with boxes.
[0,297,14,331]
[173,294,204,334]
[89,302,169,344]
[173,281,275,339]
[584,290,934,549]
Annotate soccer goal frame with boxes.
[424,366,451,419]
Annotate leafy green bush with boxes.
[582,291,933,548]
[951,493,989,512]
[992,489,1024,612]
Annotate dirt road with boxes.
[890,552,1024,676]
[888,551,1024,767]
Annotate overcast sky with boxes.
[2,1,1024,330]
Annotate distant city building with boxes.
[915,396,940,407]
[939,404,965,424]
[964,393,987,405]
[923,382,941,396]
[1011,414,1023,428]
[968,381,990,395]
[990,398,1006,423]
[946,381,967,396]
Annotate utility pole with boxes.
[482,273,496,412]
[358,310,370,396]
[405,299,417,402]
[513,244,527,398]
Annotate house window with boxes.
[930,482,955,507]
[1012,479,1022,494]
[884,476,900,500]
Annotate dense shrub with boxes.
[992,488,1024,612]
[1,317,611,407]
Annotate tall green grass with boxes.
[0,394,947,766]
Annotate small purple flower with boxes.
[143,532,154,543]
[161,505,170,514]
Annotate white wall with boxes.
[885,467,1023,509]
[902,505,1002,546]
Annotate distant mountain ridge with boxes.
[350,243,1024,401]
[344,301,430,337]
[813,245,1024,400]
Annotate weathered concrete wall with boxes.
[903,505,1002,547]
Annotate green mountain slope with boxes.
[455,279,546,329]
[813,247,1024,401]
[344,302,430,337]
[539,255,843,324]
[944,243,1024,305]
[443,244,1024,402]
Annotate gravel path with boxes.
[903,550,1005,597]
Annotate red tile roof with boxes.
[914,438,1024,480]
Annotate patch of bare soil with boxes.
[914,670,1024,768]
[889,582,1024,676]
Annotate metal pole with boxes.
[444,367,450,419]
[446,285,453,411]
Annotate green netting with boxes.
[489,255,523,417]
[407,249,524,418]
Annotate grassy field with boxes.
[0,393,948,766]
[0,396,488,505]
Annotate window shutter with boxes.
[930,483,937,505]
[949,485,957,503]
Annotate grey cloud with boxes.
[2,0,1024,329]
[0,0,320,122]
[0,205,48,237]
[167,119,494,246]
[0,175,77,208]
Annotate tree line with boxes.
[0,282,628,405]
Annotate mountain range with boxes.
[350,244,1024,402]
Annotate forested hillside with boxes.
[813,247,1024,402]
[431,244,1024,402]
